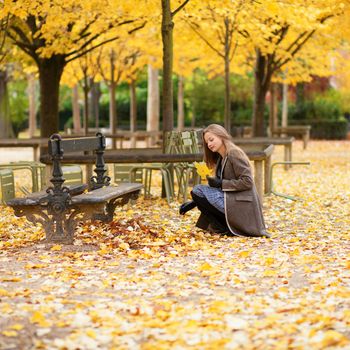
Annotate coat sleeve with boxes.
[222,150,254,191]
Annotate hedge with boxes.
[289,119,348,140]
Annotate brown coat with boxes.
[220,147,267,237]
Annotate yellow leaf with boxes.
[2,330,17,337]
[30,311,49,327]
[50,245,62,251]
[119,242,130,251]
[245,287,256,294]
[263,269,277,277]
[0,288,11,297]
[194,162,212,180]
[156,309,170,320]
[198,262,213,271]
[208,300,228,312]
[1,277,22,282]
[10,324,24,331]
[86,329,97,339]
[321,330,349,347]
[238,251,250,258]
[25,264,46,269]
[264,257,275,266]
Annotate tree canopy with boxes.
[1,0,349,136]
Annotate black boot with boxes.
[191,192,229,233]
[179,200,197,215]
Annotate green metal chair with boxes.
[61,165,83,185]
[0,161,45,193]
[0,163,83,202]
[114,164,143,184]
[113,164,144,204]
[13,163,83,196]
[126,131,178,204]
[269,161,311,200]
[0,169,15,204]
[175,130,202,201]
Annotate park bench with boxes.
[233,126,311,150]
[271,126,311,149]
[7,133,143,244]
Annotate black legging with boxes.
[191,192,229,232]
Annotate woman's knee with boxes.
[192,184,205,196]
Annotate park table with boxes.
[40,144,274,201]
[0,138,47,162]
[233,136,294,170]
[63,130,163,148]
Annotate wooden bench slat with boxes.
[49,137,102,155]
[7,184,89,206]
[72,183,143,204]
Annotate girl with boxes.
[179,124,269,237]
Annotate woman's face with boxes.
[204,131,225,154]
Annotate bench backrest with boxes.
[48,133,110,191]
[48,134,105,156]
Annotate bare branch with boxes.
[66,35,120,63]
[8,24,33,48]
[66,21,146,63]
[172,0,190,17]
[271,13,334,72]
[229,38,239,62]
[186,20,224,58]
[0,14,10,62]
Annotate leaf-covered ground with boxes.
[0,140,349,350]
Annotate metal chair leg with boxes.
[269,161,310,200]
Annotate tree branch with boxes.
[273,30,316,71]
[65,21,146,63]
[171,0,190,17]
[8,24,33,48]
[272,13,334,72]
[187,21,224,58]
[66,35,120,63]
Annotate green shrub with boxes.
[288,88,343,121]
[289,119,348,139]
[186,70,255,127]
[8,80,29,135]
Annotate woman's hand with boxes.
[207,176,222,189]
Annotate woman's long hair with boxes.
[202,124,249,168]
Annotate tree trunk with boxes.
[177,75,185,131]
[38,55,65,137]
[147,64,160,146]
[72,84,81,133]
[109,50,118,148]
[224,18,231,132]
[295,82,305,119]
[109,81,117,149]
[130,79,137,147]
[83,74,89,136]
[252,50,270,137]
[282,83,288,128]
[147,64,160,131]
[191,72,196,128]
[28,73,36,138]
[0,69,14,138]
[296,82,304,106]
[90,80,101,129]
[161,0,174,133]
[109,81,117,134]
[268,82,278,136]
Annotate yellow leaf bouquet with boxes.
[194,161,213,180]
